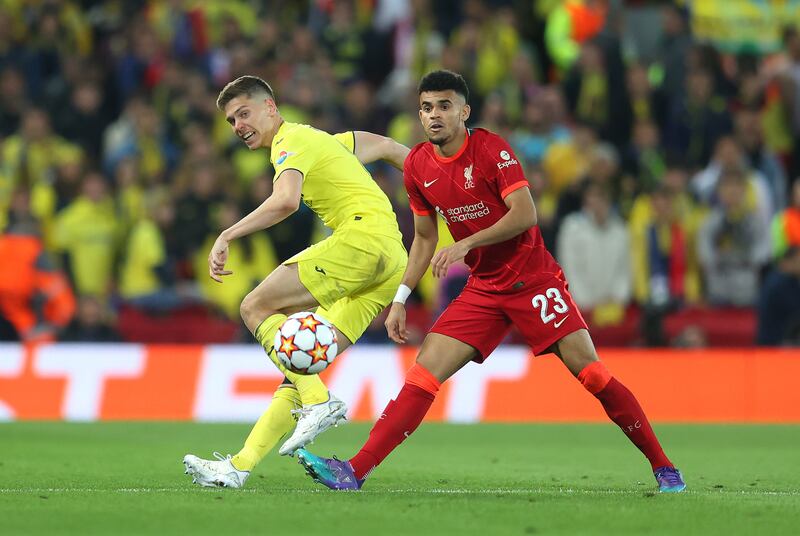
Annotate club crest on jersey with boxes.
[276,150,295,165]
[497,150,518,170]
[464,164,475,189]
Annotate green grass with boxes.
[1,422,799,535]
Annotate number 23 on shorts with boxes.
[531,287,569,325]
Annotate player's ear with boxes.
[265,97,277,115]
[461,104,471,122]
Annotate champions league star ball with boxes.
[274,312,338,374]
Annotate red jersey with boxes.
[404,128,563,292]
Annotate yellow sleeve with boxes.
[332,131,356,154]
[272,129,319,180]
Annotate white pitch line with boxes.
[0,488,799,497]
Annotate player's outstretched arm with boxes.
[351,131,410,171]
[222,170,302,240]
[430,187,537,279]
[385,213,439,343]
[207,170,302,282]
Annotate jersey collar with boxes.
[432,128,469,163]
[273,120,290,144]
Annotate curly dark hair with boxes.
[418,70,469,102]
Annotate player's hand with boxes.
[208,235,233,283]
[385,302,409,344]
[430,240,470,278]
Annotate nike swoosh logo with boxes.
[423,179,438,187]
[554,316,569,328]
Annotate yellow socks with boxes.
[254,314,331,406]
[231,385,301,471]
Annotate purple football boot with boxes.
[654,466,687,493]
[296,449,364,490]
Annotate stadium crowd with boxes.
[1,0,799,347]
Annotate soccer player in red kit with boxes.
[296,70,686,493]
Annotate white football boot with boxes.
[278,394,347,456]
[183,452,249,488]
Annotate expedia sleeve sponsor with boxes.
[497,158,519,170]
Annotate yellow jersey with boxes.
[270,122,400,236]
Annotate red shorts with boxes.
[429,274,588,361]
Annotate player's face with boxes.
[224,94,278,149]
[419,90,470,146]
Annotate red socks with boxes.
[578,361,672,470]
[349,360,671,481]
[349,364,440,480]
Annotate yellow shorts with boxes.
[284,225,407,343]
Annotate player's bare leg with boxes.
[184,267,350,486]
[239,264,319,333]
[298,333,477,489]
[550,329,686,492]
[242,264,351,456]
[415,333,480,382]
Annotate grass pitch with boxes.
[1,422,799,535]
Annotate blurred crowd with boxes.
[1,0,800,347]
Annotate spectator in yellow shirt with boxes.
[53,171,117,297]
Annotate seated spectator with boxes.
[52,80,111,161]
[172,163,224,265]
[734,107,788,211]
[475,91,509,135]
[757,246,800,345]
[629,179,703,344]
[542,122,596,199]
[450,1,520,99]
[758,180,800,344]
[0,67,26,138]
[1,107,83,229]
[494,48,541,124]
[103,101,178,184]
[624,62,666,134]
[0,190,75,342]
[652,3,692,103]
[119,196,185,312]
[53,171,118,297]
[554,141,620,228]
[556,182,631,326]
[527,165,558,250]
[61,295,120,342]
[664,68,731,169]
[114,156,146,232]
[510,93,571,167]
[692,136,775,232]
[697,168,769,306]
[562,38,628,147]
[622,119,666,195]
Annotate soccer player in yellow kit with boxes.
[183,75,409,488]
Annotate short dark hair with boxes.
[782,24,798,45]
[418,70,469,103]
[216,75,275,110]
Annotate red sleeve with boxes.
[481,133,529,199]
[403,147,434,216]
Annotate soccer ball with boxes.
[274,312,338,374]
